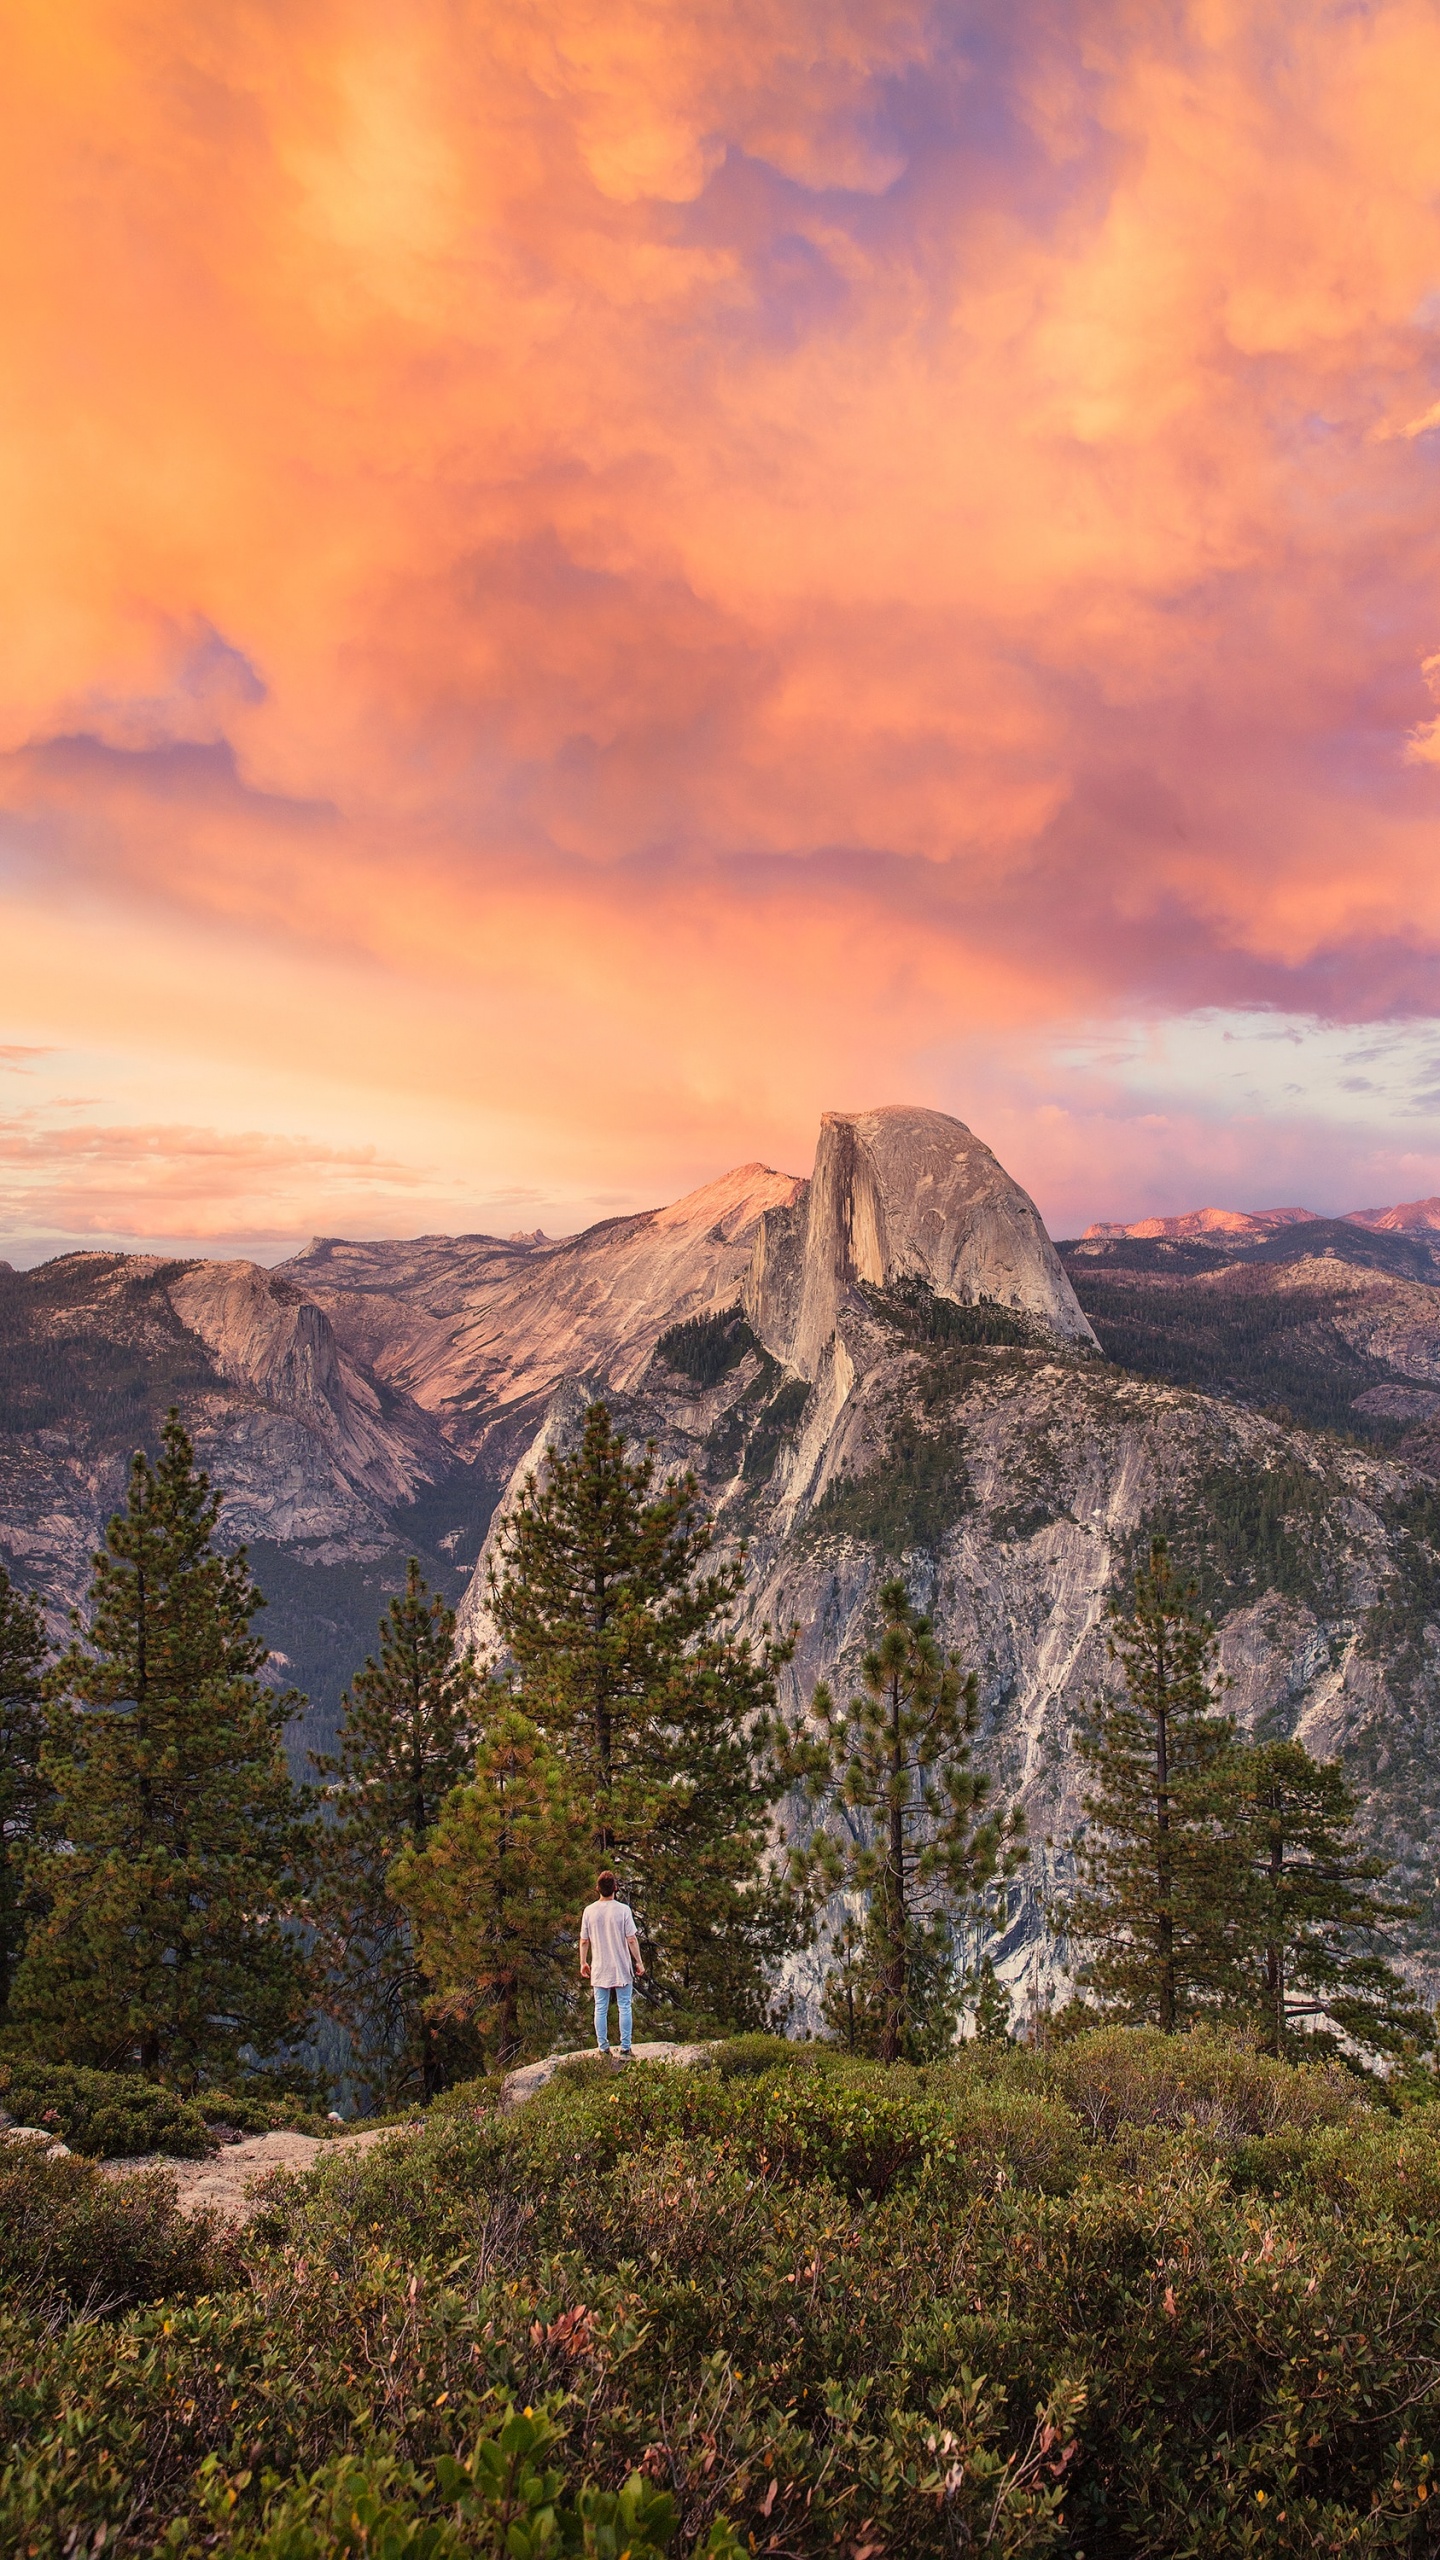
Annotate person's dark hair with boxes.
[596,1869,617,1897]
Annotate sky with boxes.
[7,0,1440,1263]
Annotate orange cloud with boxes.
[5,0,1440,1244]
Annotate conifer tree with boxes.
[1065,1537,1250,2031]
[391,1709,591,2069]
[799,1579,1024,2064]
[13,1414,313,2082]
[817,1912,871,2054]
[970,1955,1013,2045]
[488,1403,794,2031]
[0,1564,49,2019]
[1240,1738,1434,2064]
[313,1560,482,2102]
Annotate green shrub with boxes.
[426,2073,506,2118]
[0,2059,212,2156]
[0,2056,331,2156]
[0,2143,222,2316]
[9,2031,1440,2557]
[191,2398,741,2559]
[704,2033,814,2078]
[1043,2023,1361,2142]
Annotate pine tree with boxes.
[487,1403,794,2032]
[1065,1537,1250,2031]
[13,1414,313,2083]
[390,1709,591,2070]
[0,1564,49,2018]
[817,1912,871,2055]
[1240,1738,1434,2065]
[800,1579,1024,2065]
[313,1560,482,2102]
[970,1955,1013,2045]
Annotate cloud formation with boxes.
[5,0,1440,1242]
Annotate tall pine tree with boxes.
[1240,1738,1434,2064]
[391,1709,591,2070]
[14,1414,313,2083]
[488,1403,794,2032]
[313,1560,482,2101]
[799,1579,1023,2064]
[0,1564,49,2019]
[1065,1537,1250,2031]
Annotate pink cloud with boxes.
[4,0,1440,1241]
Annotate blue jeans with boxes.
[593,1981,633,2052]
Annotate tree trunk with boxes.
[593,1568,613,1851]
[881,1671,906,2065]
[1154,1616,1175,2033]
[496,1969,519,2069]
[1264,1812,1285,2058]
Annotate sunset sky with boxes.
[7,0,1440,1260]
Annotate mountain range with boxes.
[6,1103,1440,2010]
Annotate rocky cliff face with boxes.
[281,1162,804,1468]
[744,1105,1094,1374]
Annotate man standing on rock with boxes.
[579,1871,644,2062]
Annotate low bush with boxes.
[1041,2023,1360,2142]
[0,2056,332,2156]
[0,2140,223,2316]
[427,2072,506,2119]
[703,2032,819,2078]
[6,2029,1440,2556]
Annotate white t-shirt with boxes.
[581,1898,637,1987]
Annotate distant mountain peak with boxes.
[1346,1196,1440,1233]
[1083,1195,1440,1245]
[1083,1206,1318,1242]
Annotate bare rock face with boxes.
[284,1163,805,1465]
[166,1261,450,1513]
[745,1106,1096,1375]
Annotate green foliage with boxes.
[0,1561,49,2015]
[797,1580,1024,2062]
[863,1277,1043,1349]
[488,1404,796,2033]
[806,1420,973,1551]
[970,1956,1014,2043]
[1239,1738,1435,2064]
[313,1560,484,2104]
[11,2029,1440,2557]
[195,2397,711,2559]
[0,2141,221,2317]
[1066,1267,1418,1444]
[1142,1457,1341,1617]
[704,2031,819,2078]
[13,1413,314,2082]
[1066,1538,1251,2031]
[738,1375,810,1484]
[653,1306,757,1390]
[392,1711,593,2070]
[0,2056,327,2156]
[1361,1482,1440,1684]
